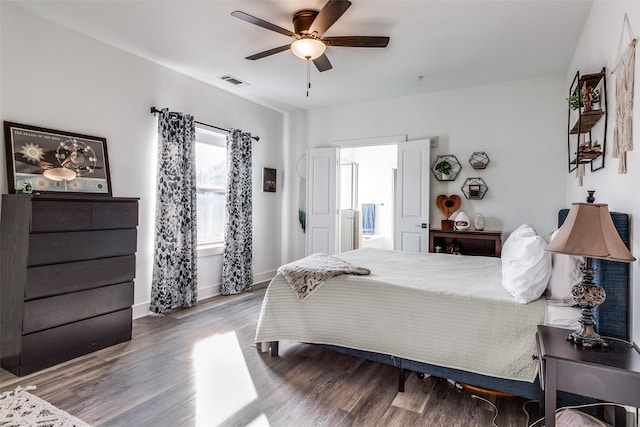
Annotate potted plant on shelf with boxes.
[566,91,583,111]
[567,88,601,111]
[435,160,453,180]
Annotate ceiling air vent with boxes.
[219,74,248,86]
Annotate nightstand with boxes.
[537,325,640,427]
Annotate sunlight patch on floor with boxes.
[246,413,271,427]
[193,331,259,426]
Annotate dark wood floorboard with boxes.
[0,287,538,426]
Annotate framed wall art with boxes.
[262,167,276,192]
[4,121,112,195]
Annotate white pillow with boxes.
[501,224,552,303]
[546,230,583,306]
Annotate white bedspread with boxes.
[255,248,547,382]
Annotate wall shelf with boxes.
[461,177,488,200]
[469,152,490,169]
[567,68,607,172]
[431,154,462,182]
[568,110,605,134]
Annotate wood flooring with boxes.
[0,285,539,426]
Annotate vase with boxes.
[454,211,470,230]
[441,219,454,230]
[474,213,484,231]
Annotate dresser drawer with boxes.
[31,201,92,232]
[26,255,136,299]
[91,201,139,230]
[30,200,138,232]
[28,229,137,266]
[23,282,133,334]
[20,308,132,376]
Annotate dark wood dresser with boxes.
[1,194,139,376]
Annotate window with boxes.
[195,128,227,246]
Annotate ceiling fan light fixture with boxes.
[291,37,326,60]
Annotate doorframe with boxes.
[306,135,408,255]
[327,134,408,149]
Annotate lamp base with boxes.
[568,264,608,348]
[567,326,608,348]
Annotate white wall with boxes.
[280,109,309,263]
[567,1,640,345]
[1,4,284,317]
[289,75,567,261]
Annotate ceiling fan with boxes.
[231,0,390,72]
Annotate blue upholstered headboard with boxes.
[558,209,631,341]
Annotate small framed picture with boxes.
[262,167,276,192]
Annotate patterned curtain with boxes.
[150,109,198,313]
[221,129,253,295]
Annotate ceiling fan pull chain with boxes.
[306,58,311,97]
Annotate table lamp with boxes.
[545,197,635,347]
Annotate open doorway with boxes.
[306,139,429,256]
[338,145,397,253]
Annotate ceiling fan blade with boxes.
[231,11,297,38]
[322,36,390,48]
[246,44,292,60]
[313,54,333,72]
[308,0,352,36]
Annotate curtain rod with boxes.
[150,107,259,142]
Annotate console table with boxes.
[537,325,640,427]
[428,229,502,257]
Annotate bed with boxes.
[255,210,631,400]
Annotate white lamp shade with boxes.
[43,167,76,181]
[291,38,326,60]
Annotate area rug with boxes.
[0,386,91,427]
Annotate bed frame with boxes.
[268,210,631,400]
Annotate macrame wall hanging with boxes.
[611,13,637,174]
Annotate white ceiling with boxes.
[10,0,592,111]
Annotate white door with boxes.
[395,139,431,252]
[306,147,339,255]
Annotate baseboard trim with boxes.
[132,269,276,319]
